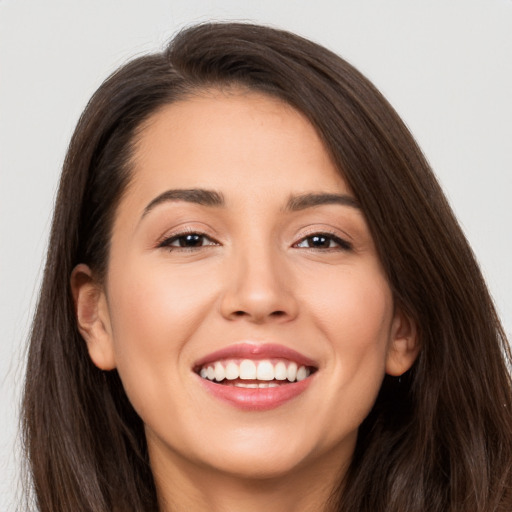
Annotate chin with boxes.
[206,450,312,481]
[190,425,348,482]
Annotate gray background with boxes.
[1,0,511,509]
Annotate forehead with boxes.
[125,90,349,212]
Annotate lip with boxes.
[193,342,318,369]
[194,343,317,411]
[197,376,314,411]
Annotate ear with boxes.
[385,307,420,377]
[70,264,116,370]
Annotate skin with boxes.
[72,89,418,512]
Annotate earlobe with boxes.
[70,264,116,370]
[385,308,420,377]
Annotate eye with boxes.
[158,232,218,250]
[295,233,352,251]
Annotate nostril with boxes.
[231,310,286,319]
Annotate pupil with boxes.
[180,234,202,247]
[309,235,328,248]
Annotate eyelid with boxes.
[155,225,353,251]
[293,229,353,251]
[156,227,220,250]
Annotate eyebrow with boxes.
[141,188,360,219]
[142,188,225,218]
[285,192,360,211]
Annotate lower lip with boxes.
[198,376,314,411]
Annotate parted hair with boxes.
[23,22,512,511]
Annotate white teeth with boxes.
[214,362,225,382]
[234,382,281,389]
[287,362,297,382]
[296,366,308,381]
[274,361,287,380]
[225,361,239,380]
[239,359,257,379]
[256,360,274,381]
[199,359,313,384]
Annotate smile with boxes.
[198,359,312,386]
[194,343,318,410]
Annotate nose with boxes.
[219,246,299,324]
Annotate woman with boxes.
[22,22,512,511]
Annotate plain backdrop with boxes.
[1,0,511,509]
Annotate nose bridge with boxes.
[220,236,297,323]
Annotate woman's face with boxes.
[76,90,417,483]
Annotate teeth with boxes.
[233,382,281,389]
[225,361,239,380]
[296,366,308,381]
[256,360,274,380]
[239,359,257,379]
[274,361,287,380]
[287,362,297,382]
[199,358,312,384]
[214,362,225,382]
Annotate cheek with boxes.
[109,253,222,328]
[304,266,393,420]
[105,257,220,413]
[333,281,392,377]
[306,263,393,343]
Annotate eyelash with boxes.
[294,231,353,251]
[158,230,352,252]
[157,230,219,251]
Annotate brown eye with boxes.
[158,232,218,250]
[176,234,205,247]
[305,235,332,248]
[295,233,352,251]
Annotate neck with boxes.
[150,445,347,512]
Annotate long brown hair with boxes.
[22,22,512,511]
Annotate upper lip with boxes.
[193,343,318,370]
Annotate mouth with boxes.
[196,358,315,387]
[193,343,318,410]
